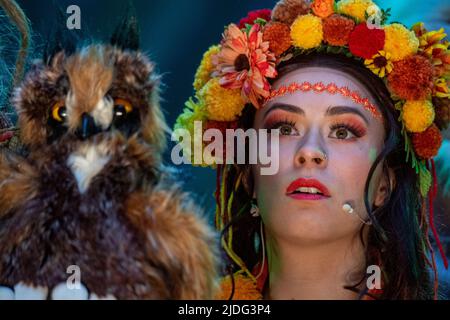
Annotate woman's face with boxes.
[252,66,389,245]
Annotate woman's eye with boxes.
[279,124,294,135]
[268,121,299,136]
[329,126,356,140]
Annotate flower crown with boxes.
[174,0,450,198]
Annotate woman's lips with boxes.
[286,178,331,200]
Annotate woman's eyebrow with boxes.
[325,106,369,125]
[263,103,305,119]
[264,104,371,125]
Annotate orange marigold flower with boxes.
[215,274,262,300]
[323,14,355,46]
[412,124,443,159]
[387,54,434,100]
[263,22,292,56]
[271,0,311,25]
[311,0,335,18]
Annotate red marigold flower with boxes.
[387,54,434,101]
[412,124,442,159]
[263,22,292,56]
[238,9,272,29]
[348,23,385,59]
[323,14,355,46]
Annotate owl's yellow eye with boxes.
[114,98,133,116]
[51,102,67,122]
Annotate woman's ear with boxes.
[374,166,396,207]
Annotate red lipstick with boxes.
[286,178,331,200]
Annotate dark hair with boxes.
[218,53,436,300]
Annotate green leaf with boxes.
[380,8,392,25]
[365,12,369,21]
[254,18,268,27]
[394,101,403,112]
[401,117,421,174]
[418,161,432,197]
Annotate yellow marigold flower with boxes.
[364,50,393,78]
[290,14,323,50]
[336,0,377,22]
[193,45,220,92]
[198,78,245,122]
[402,100,435,133]
[173,98,209,167]
[384,24,419,62]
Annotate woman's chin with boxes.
[269,209,360,244]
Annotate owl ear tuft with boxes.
[110,2,140,51]
[43,4,86,65]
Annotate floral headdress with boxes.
[174,0,450,298]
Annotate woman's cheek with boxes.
[330,145,374,195]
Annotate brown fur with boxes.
[126,189,219,299]
[64,46,114,131]
[0,131,219,299]
[14,53,70,147]
[0,150,37,216]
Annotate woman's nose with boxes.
[294,134,328,168]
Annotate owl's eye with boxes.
[114,98,133,117]
[51,102,67,122]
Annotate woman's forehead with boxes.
[260,66,382,122]
[273,66,373,97]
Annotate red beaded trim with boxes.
[265,81,382,120]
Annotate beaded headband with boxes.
[265,81,382,119]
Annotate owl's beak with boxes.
[76,113,101,140]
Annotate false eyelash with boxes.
[267,120,297,130]
[329,122,366,138]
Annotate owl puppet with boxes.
[0,16,218,299]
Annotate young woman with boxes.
[174,0,450,299]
